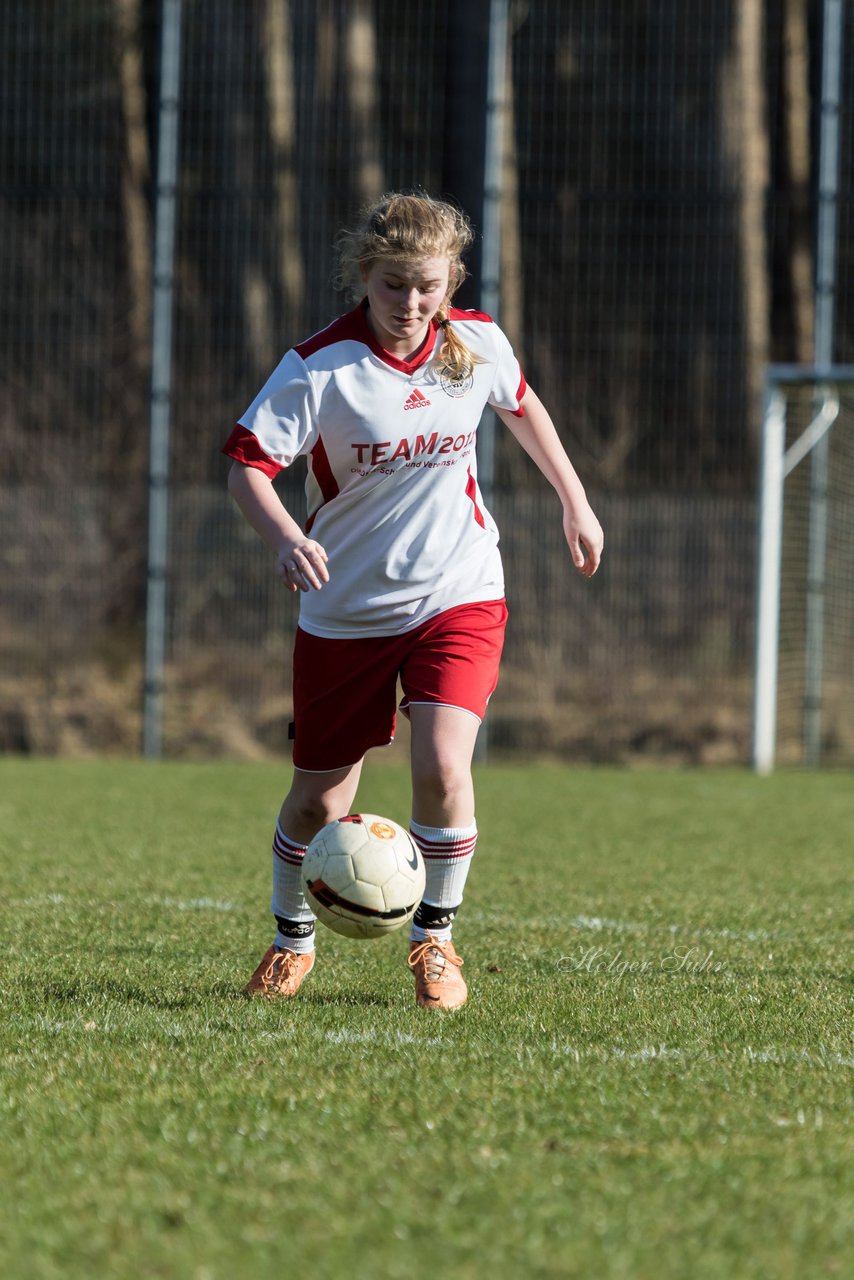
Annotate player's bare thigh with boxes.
[279,759,364,846]
[409,703,480,829]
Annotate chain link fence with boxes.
[1,0,852,763]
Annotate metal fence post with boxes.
[473,0,509,765]
[143,0,183,759]
[804,0,844,765]
[753,382,787,774]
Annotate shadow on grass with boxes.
[223,986,397,1009]
[34,976,210,1011]
[299,990,397,1009]
[210,984,395,1007]
[31,975,396,1011]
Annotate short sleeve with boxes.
[228,349,319,473]
[486,322,527,418]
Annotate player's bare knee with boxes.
[412,761,471,810]
[282,792,338,834]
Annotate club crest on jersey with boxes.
[403,389,431,411]
[439,366,474,399]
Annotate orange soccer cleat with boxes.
[407,933,467,1010]
[244,945,315,999]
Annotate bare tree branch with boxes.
[261,0,305,341]
[114,0,152,365]
[721,0,771,426]
[345,0,384,202]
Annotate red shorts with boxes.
[291,599,508,771]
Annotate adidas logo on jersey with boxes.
[403,389,431,411]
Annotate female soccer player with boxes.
[223,192,603,1009]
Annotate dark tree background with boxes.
[1,0,852,760]
[3,1,849,489]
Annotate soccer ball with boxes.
[301,814,426,940]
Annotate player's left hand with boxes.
[563,502,604,578]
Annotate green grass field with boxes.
[1,759,851,1279]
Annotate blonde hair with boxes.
[336,192,484,379]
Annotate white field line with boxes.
[21,1014,854,1071]
[9,893,69,906]
[13,898,788,941]
[155,897,238,913]
[544,1042,854,1068]
[573,917,789,943]
[666,923,786,943]
[25,1017,446,1050]
[324,1028,445,1048]
[11,893,239,912]
[467,909,789,943]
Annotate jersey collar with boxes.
[357,299,439,373]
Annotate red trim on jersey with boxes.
[446,308,526,415]
[221,424,282,477]
[511,370,528,417]
[304,436,339,533]
[294,307,369,361]
[465,467,485,528]
[296,302,438,375]
[447,306,493,324]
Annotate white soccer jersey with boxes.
[223,301,526,637]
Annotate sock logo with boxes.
[275,917,316,939]
[413,902,460,931]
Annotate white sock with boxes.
[408,818,478,945]
[272,824,316,954]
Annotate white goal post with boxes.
[753,364,854,773]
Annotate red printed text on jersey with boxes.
[351,431,476,466]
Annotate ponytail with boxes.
[435,311,484,382]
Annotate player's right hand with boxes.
[276,537,330,592]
